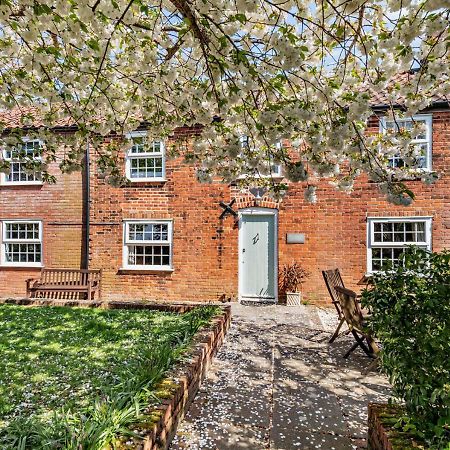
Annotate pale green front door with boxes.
[239,212,276,301]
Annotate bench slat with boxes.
[30,285,94,290]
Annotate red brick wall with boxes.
[0,135,84,298]
[88,110,450,303]
[1,111,449,303]
[89,133,240,302]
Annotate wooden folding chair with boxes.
[322,269,348,343]
[334,286,379,360]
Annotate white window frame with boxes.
[380,114,432,171]
[1,138,43,186]
[367,216,432,273]
[0,220,43,267]
[124,131,166,182]
[238,137,283,179]
[122,220,173,271]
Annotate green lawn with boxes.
[0,303,219,449]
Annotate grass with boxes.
[0,303,220,449]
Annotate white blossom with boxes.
[0,0,447,204]
[304,185,317,204]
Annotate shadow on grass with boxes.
[0,304,220,450]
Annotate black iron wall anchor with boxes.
[219,198,238,220]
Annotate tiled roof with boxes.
[0,106,75,129]
[368,71,448,107]
[0,74,448,130]
[368,72,414,105]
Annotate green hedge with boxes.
[362,248,450,449]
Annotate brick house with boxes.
[1,100,449,304]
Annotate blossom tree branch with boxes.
[0,0,448,204]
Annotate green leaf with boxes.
[87,39,100,52]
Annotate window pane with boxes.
[370,219,430,272]
[414,120,427,140]
[4,242,41,263]
[129,156,163,179]
[381,222,392,242]
[129,137,162,155]
[373,221,428,246]
[392,248,404,264]
[416,222,425,242]
[385,118,429,169]
[127,244,170,267]
[4,141,41,183]
[372,248,381,259]
[372,258,382,271]
[405,232,415,242]
[128,223,169,242]
[5,222,39,241]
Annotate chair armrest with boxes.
[26,278,40,293]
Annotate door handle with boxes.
[242,248,246,253]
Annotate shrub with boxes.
[362,247,450,448]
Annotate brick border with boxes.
[0,297,218,313]
[368,403,428,450]
[0,298,231,450]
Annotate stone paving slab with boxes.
[273,379,347,434]
[170,304,390,450]
[272,427,354,450]
[173,420,268,450]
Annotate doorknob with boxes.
[242,248,246,253]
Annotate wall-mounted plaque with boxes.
[286,233,306,244]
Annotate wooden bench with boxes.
[26,268,102,300]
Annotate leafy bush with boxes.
[362,248,450,448]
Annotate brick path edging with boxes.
[0,298,232,450]
[0,297,221,313]
[368,403,429,450]
[368,403,396,450]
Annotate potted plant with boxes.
[279,262,311,306]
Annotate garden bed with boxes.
[368,403,429,450]
[0,299,230,449]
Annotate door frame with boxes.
[238,207,278,303]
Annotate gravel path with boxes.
[171,303,390,450]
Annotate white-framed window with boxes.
[123,220,173,270]
[0,220,43,267]
[239,136,282,178]
[367,217,432,273]
[125,131,165,181]
[380,114,432,171]
[1,139,43,185]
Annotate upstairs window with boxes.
[125,132,165,181]
[0,221,43,267]
[367,217,432,273]
[1,140,42,184]
[239,136,282,178]
[380,115,432,171]
[123,220,172,270]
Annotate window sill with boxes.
[0,182,44,187]
[0,264,43,270]
[127,178,167,183]
[368,171,432,184]
[118,267,174,274]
